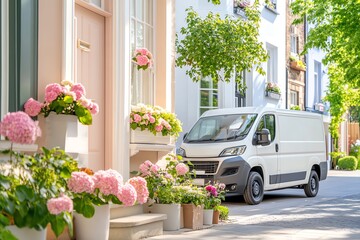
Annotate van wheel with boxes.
[243,171,264,205]
[304,170,319,197]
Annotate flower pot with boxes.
[203,209,214,225]
[130,129,172,145]
[7,226,46,240]
[182,204,203,230]
[150,203,181,231]
[45,113,88,154]
[265,91,281,100]
[213,210,220,224]
[74,204,110,240]
[290,60,306,71]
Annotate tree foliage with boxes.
[176,1,268,91]
[291,0,360,148]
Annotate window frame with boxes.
[290,90,299,106]
[266,43,278,85]
[130,0,155,106]
[256,114,276,142]
[199,77,218,116]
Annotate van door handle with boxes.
[275,144,279,152]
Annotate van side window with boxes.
[257,115,276,141]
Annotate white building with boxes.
[175,0,286,145]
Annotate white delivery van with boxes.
[178,107,328,205]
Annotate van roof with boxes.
[200,106,323,119]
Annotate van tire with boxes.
[243,171,264,205]
[304,170,319,197]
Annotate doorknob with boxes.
[275,143,279,152]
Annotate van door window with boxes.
[257,115,276,142]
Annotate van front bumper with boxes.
[185,156,251,197]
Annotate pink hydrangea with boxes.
[45,83,63,103]
[139,160,153,176]
[47,195,73,215]
[89,102,99,115]
[218,183,226,190]
[93,169,123,196]
[136,55,150,66]
[148,115,155,124]
[133,114,142,123]
[71,83,86,100]
[67,171,95,194]
[150,164,160,174]
[135,48,150,56]
[0,111,41,144]
[24,98,43,117]
[155,125,163,132]
[78,97,92,108]
[117,183,137,206]
[175,163,189,176]
[127,177,149,204]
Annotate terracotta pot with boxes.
[182,204,203,230]
[213,210,220,224]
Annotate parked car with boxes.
[178,107,328,205]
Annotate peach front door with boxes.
[75,4,105,171]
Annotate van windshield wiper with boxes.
[186,139,215,143]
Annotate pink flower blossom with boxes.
[117,183,137,206]
[139,160,153,176]
[93,169,123,196]
[155,125,163,132]
[135,48,150,56]
[175,163,189,176]
[149,115,155,124]
[0,111,41,144]
[89,102,99,115]
[150,164,160,174]
[78,97,92,108]
[45,91,60,103]
[44,83,63,103]
[218,183,226,190]
[133,114,142,123]
[136,55,150,66]
[47,195,73,215]
[127,177,149,204]
[24,98,43,117]
[71,83,86,100]
[205,185,218,197]
[67,172,95,194]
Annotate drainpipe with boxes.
[285,67,289,109]
[303,15,307,111]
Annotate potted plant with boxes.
[24,80,99,154]
[132,48,153,71]
[0,111,77,239]
[265,82,281,99]
[130,103,182,144]
[136,154,193,231]
[289,55,306,71]
[68,168,148,239]
[203,182,226,225]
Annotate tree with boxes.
[291,0,360,149]
[176,1,268,92]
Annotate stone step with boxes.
[110,204,144,219]
[109,213,167,240]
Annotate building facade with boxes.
[0,0,176,179]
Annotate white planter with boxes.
[265,91,281,100]
[74,204,110,240]
[203,209,214,225]
[130,129,171,145]
[150,203,181,231]
[44,113,88,154]
[6,226,46,240]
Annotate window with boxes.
[290,90,299,106]
[1,1,38,117]
[235,71,246,107]
[199,77,218,116]
[290,26,298,54]
[266,44,278,84]
[130,0,154,105]
[256,114,276,142]
[314,60,322,104]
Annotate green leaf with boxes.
[50,214,67,237]
[63,95,74,104]
[0,228,17,240]
[78,109,92,125]
[0,214,10,226]
[15,185,34,202]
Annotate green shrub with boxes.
[338,156,358,170]
[214,205,229,220]
[330,151,346,169]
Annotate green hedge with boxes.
[214,205,229,220]
[338,156,358,170]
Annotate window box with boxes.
[314,103,325,112]
[290,60,306,72]
[265,91,281,100]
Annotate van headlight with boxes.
[177,147,186,157]
[219,146,246,156]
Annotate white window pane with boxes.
[136,23,144,47]
[130,19,135,52]
[130,0,135,17]
[144,0,153,25]
[136,0,143,21]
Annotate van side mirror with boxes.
[253,128,271,146]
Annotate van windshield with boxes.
[184,114,257,143]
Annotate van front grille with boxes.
[187,161,219,174]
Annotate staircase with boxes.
[109,204,167,240]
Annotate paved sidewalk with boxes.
[147,170,360,239]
